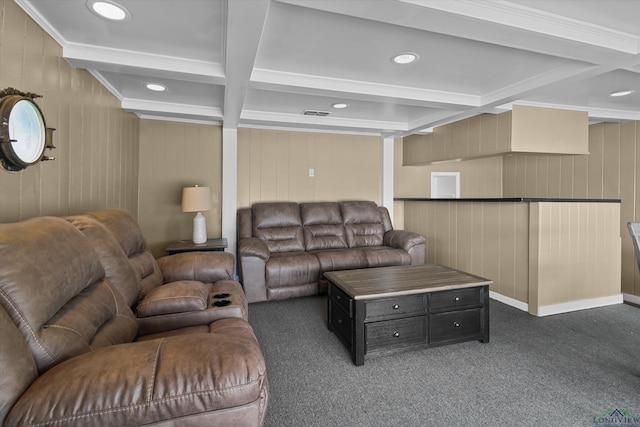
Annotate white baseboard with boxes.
[536,294,623,317]
[489,291,529,312]
[623,293,640,305]
[489,292,625,316]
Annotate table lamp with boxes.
[181,185,212,244]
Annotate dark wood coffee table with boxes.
[325,264,491,366]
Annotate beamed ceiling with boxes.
[16,0,640,137]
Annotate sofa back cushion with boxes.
[340,201,385,248]
[86,209,164,298]
[66,214,141,307]
[0,217,137,374]
[252,202,304,253]
[0,305,38,425]
[300,202,347,251]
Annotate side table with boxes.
[165,238,228,255]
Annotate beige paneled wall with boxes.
[0,0,139,223]
[528,202,621,315]
[237,128,381,207]
[503,121,639,298]
[138,120,222,256]
[393,137,503,227]
[403,201,529,302]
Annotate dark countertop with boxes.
[395,197,621,203]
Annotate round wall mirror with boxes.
[0,95,47,172]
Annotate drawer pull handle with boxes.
[393,331,400,337]
[392,304,399,309]
[337,319,342,324]
[336,295,342,300]
[454,296,460,302]
[453,321,461,328]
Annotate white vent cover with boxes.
[303,110,330,116]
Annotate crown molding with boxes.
[240,109,407,133]
[401,0,640,54]
[122,99,223,119]
[251,68,480,108]
[64,43,225,85]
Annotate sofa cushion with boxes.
[136,281,209,317]
[361,246,412,267]
[266,252,320,288]
[0,305,38,425]
[86,209,164,297]
[301,202,348,251]
[0,217,137,374]
[253,202,304,253]
[6,318,268,427]
[310,248,368,275]
[65,214,141,307]
[340,201,385,248]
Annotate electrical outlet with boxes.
[309,168,315,177]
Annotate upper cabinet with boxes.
[403,105,588,165]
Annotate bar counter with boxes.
[394,197,622,316]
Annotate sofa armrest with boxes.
[384,230,425,251]
[384,230,426,265]
[157,251,234,283]
[238,237,270,261]
[237,238,270,303]
[6,319,268,426]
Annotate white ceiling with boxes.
[16,0,640,137]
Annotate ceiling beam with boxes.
[223,0,271,129]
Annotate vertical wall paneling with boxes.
[603,123,621,199]
[237,128,381,207]
[0,0,139,224]
[138,120,222,257]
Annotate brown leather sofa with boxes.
[0,213,268,426]
[237,200,426,303]
[66,209,248,336]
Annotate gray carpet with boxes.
[248,296,640,427]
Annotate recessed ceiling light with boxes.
[610,89,635,97]
[87,0,131,21]
[331,103,348,109]
[145,83,166,92]
[392,52,419,65]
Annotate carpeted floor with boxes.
[248,296,640,427]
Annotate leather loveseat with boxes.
[0,212,268,426]
[237,200,426,303]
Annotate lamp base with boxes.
[192,211,207,244]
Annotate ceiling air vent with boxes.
[303,109,330,117]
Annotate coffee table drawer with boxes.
[429,308,482,343]
[329,282,351,315]
[330,305,352,347]
[366,316,425,352]
[429,287,481,311]
[364,295,424,321]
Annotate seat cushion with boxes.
[361,246,412,267]
[265,252,320,288]
[310,248,368,275]
[6,318,268,427]
[136,281,209,317]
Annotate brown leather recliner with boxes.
[66,209,248,336]
[237,200,426,303]
[0,216,268,426]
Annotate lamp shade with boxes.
[181,186,212,212]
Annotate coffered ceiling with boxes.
[16,0,640,137]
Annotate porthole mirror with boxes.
[0,88,55,172]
